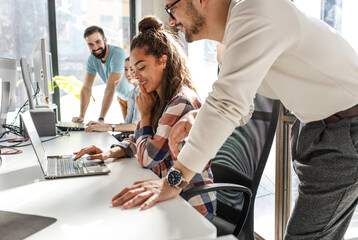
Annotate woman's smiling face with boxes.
[130,48,167,97]
[124,60,137,85]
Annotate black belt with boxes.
[313,104,358,124]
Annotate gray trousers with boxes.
[285,117,358,240]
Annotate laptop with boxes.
[20,111,110,179]
[56,121,85,131]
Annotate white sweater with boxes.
[179,0,358,173]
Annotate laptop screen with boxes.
[20,111,48,173]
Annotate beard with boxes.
[183,1,206,43]
[92,43,107,59]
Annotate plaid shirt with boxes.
[114,86,216,217]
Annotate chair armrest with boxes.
[181,183,253,236]
[181,183,252,201]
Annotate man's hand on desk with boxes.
[72,116,84,123]
[84,121,110,132]
[111,178,181,210]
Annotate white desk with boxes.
[0,131,216,239]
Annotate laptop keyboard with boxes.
[56,122,85,131]
[49,157,85,176]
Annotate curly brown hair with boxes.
[131,16,197,129]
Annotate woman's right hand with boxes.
[136,83,157,117]
[85,121,110,132]
[73,145,112,161]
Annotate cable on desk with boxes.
[0,125,23,141]
[0,138,29,155]
[1,149,23,155]
[0,132,71,155]
[0,131,10,140]
[0,139,27,155]
[3,124,23,137]
[10,84,41,127]
[0,86,42,142]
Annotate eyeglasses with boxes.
[165,0,181,20]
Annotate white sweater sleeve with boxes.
[178,14,289,173]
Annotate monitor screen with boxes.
[20,58,36,110]
[0,57,16,135]
[33,38,54,105]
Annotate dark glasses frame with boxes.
[165,0,181,19]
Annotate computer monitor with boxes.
[0,57,17,135]
[33,38,54,105]
[20,58,36,110]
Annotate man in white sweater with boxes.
[113,0,358,238]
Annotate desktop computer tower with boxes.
[20,108,56,137]
[36,103,59,122]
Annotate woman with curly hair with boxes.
[74,16,216,220]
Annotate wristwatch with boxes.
[166,167,189,189]
[111,124,116,132]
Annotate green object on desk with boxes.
[0,210,57,240]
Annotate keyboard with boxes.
[56,121,85,131]
[48,157,85,176]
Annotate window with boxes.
[55,0,131,123]
[100,15,113,31]
[187,38,218,101]
[0,0,49,114]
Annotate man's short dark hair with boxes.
[84,26,105,39]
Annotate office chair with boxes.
[182,94,281,239]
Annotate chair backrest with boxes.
[211,94,280,237]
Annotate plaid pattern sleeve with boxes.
[135,95,192,171]
[111,134,136,158]
[183,166,217,217]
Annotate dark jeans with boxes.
[285,117,358,240]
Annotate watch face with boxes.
[168,169,181,186]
